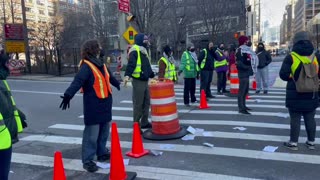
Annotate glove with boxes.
[178,70,182,76]
[59,94,71,110]
[196,72,200,80]
[124,76,130,87]
[116,85,120,91]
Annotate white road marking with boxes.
[49,124,320,144]
[20,135,320,165]
[11,153,259,180]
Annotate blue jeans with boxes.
[256,66,269,90]
[0,146,12,180]
[82,122,110,164]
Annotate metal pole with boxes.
[21,0,31,74]
[118,12,127,65]
[258,0,261,42]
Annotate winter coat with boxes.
[198,48,214,71]
[214,49,229,73]
[235,48,253,79]
[125,47,155,81]
[257,50,272,69]
[279,41,320,112]
[0,53,10,80]
[179,51,198,78]
[64,56,120,125]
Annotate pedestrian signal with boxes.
[129,31,134,40]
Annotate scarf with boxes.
[163,52,175,64]
[189,51,198,63]
[239,45,259,74]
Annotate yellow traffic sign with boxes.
[5,41,25,53]
[123,26,138,45]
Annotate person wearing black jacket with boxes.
[236,36,256,115]
[59,39,120,172]
[280,31,320,150]
[124,33,154,130]
[198,42,215,98]
[256,43,272,94]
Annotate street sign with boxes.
[5,41,25,53]
[4,23,24,40]
[118,0,130,13]
[123,26,138,45]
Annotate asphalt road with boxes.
[7,57,320,180]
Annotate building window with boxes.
[39,10,45,15]
[26,7,32,12]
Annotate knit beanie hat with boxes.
[163,45,172,55]
[238,36,249,46]
[187,42,195,50]
[292,31,311,45]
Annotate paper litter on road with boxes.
[203,142,214,148]
[276,113,289,118]
[255,99,262,103]
[187,126,196,134]
[202,132,214,137]
[233,127,247,131]
[181,134,196,141]
[263,146,278,153]
[160,144,175,150]
[150,150,163,156]
[96,159,130,169]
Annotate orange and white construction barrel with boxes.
[143,79,187,140]
[229,64,239,96]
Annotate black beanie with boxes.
[163,45,172,55]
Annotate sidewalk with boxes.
[7,74,74,82]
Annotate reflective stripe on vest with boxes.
[159,57,177,81]
[81,60,112,99]
[184,51,199,71]
[0,113,11,150]
[200,49,207,69]
[291,52,319,76]
[214,50,228,68]
[132,45,142,78]
[2,80,23,133]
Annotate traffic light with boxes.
[234,32,240,39]
[127,13,136,22]
[129,31,134,40]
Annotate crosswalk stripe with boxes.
[11,153,259,180]
[173,89,286,95]
[110,107,320,118]
[109,116,320,131]
[176,98,286,104]
[174,92,285,99]
[173,86,286,92]
[48,124,320,144]
[20,135,320,165]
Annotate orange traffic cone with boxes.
[53,151,66,180]
[246,94,250,99]
[252,79,257,90]
[107,122,137,180]
[126,122,149,158]
[199,89,209,109]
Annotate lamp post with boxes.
[2,0,6,24]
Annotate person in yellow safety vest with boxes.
[198,42,215,98]
[0,47,25,180]
[158,45,177,81]
[0,113,12,180]
[214,43,229,95]
[60,39,121,173]
[280,31,320,151]
[178,43,200,107]
[124,33,155,130]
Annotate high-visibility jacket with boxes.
[200,49,207,69]
[1,80,23,133]
[80,60,112,99]
[214,50,228,68]
[158,57,177,81]
[132,45,142,78]
[0,113,11,150]
[291,52,319,76]
[184,51,200,71]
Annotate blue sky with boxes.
[261,0,288,26]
